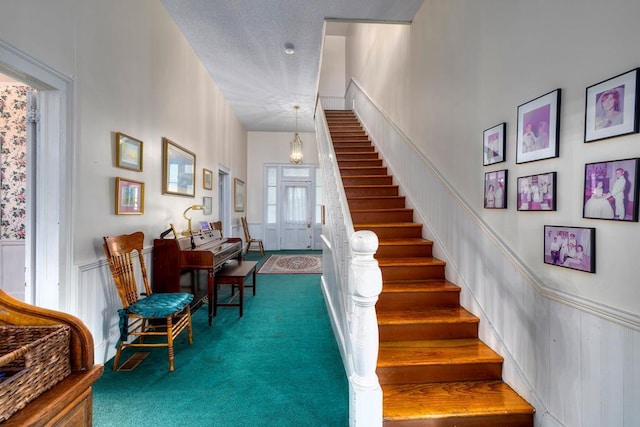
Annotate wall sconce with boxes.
[182,204,205,236]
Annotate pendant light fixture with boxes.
[290,105,303,164]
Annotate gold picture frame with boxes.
[115,177,144,215]
[115,132,143,172]
[203,168,213,190]
[162,137,195,197]
[234,178,245,212]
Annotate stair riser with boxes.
[377,291,459,310]
[383,414,533,427]
[340,167,388,176]
[334,146,375,153]
[330,132,367,138]
[343,177,394,187]
[347,197,405,209]
[355,225,421,238]
[379,323,478,341]
[338,159,383,167]
[376,244,432,258]
[336,152,379,160]
[351,210,413,223]
[346,187,399,197]
[378,362,503,385]
[333,140,373,147]
[380,265,445,281]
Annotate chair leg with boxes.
[166,316,175,372]
[112,341,124,371]
[186,307,193,345]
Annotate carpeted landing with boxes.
[93,251,348,426]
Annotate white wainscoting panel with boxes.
[0,241,25,301]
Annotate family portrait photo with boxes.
[585,68,639,143]
[544,225,595,273]
[484,169,507,209]
[483,123,505,166]
[517,172,556,211]
[516,89,561,164]
[583,158,639,222]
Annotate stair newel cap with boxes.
[350,230,379,256]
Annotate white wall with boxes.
[247,131,317,223]
[319,36,346,98]
[0,0,247,363]
[345,0,640,317]
[343,0,640,425]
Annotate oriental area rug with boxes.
[257,254,322,274]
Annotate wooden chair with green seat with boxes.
[241,216,265,256]
[103,231,194,372]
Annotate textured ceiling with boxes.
[162,0,423,132]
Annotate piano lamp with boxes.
[290,105,303,164]
[182,204,205,236]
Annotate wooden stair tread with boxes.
[377,307,479,325]
[382,381,535,419]
[382,279,459,293]
[378,238,432,246]
[353,221,418,227]
[378,339,502,368]
[377,257,445,267]
[351,208,413,214]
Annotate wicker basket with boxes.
[0,325,71,422]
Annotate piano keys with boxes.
[152,229,243,325]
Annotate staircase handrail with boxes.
[315,102,383,426]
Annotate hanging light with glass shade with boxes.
[290,105,303,164]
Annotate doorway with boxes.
[218,166,231,236]
[0,41,71,310]
[264,164,321,250]
[280,180,313,249]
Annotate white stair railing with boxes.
[315,101,383,426]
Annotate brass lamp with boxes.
[290,105,303,164]
[182,204,205,236]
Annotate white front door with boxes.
[280,180,312,249]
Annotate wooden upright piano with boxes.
[0,289,103,426]
[152,229,243,325]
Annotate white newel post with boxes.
[349,230,383,426]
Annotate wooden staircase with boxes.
[325,110,535,427]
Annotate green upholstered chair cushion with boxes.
[118,293,194,344]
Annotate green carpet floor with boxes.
[93,251,348,426]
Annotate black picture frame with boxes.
[517,172,556,211]
[484,169,508,209]
[584,68,640,143]
[516,89,561,164]
[583,158,639,222]
[544,225,595,273]
[483,122,506,166]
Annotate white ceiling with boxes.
[161,0,423,133]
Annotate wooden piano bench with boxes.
[213,260,258,318]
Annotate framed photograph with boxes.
[483,123,506,166]
[484,169,508,209]
[203,168,213,190]
[115,132,143,172]
[583,158,639,221]
[203,196,212,215]
[115,177,144,215]
[234,178,245,212]
[585,68,640,143]
[162,137,195,197]
[517,172,556,211]
[544,225,595,273]
[516,89,561,164]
